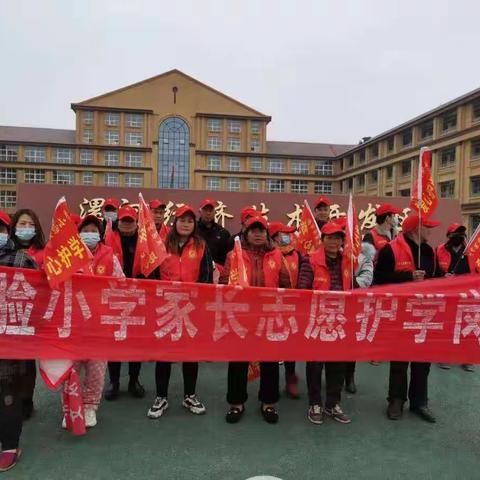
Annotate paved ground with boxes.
[4,362,480,480]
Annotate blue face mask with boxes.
[80,232,101,249]
[279,234,291,246]
[15,227,35,242]
[0,233,8,249]
[104,211,117,222]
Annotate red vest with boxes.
[436,243,476,274]
[309,246,351,291]
[282,250,300,288]
[160,238,205,282]
[243,248,283,288]
[27,246,44,268]
[389,234,415,272]
[91,243,115,276]
[370,229,390,251]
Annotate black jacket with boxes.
[197,220,231,266]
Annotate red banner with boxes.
[1,266,480,363]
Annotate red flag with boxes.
[294,200,322,255]
[132,193,169,278]
[43,197,91,289]
[345,193,361,270]
[410,147,439,218]
[465,223,480,273]
[62,368,86,436]
[228,237,249,287]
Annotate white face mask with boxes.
[279,234,291,246]
[0,233,8,249]
[104,211,117,222]
[391,215,399,228]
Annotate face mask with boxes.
[279,234,291,246]
[80,232,101,248]
[0,233,8,249]
[391,215,399,228]
[104,211,117,222]
[15,227,35,242]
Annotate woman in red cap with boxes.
[147,205,213,420]
[220,215,291,424]
[0,210,38,472]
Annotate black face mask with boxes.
[449,236,465,247]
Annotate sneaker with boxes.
[182,395,206,415]
[325,404,351,424]
[128,379,145,398]
[410,406,436,423]
[438,363,451,370]
[462,364,474,372]
[225,405,245,424]
[307,404,324,425]
[104,382,120,401]
[0,449,21,472]
[147,397,169,419]
[85,408,97,428]
[260,404,279,424]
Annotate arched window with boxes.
[158,117,190,188]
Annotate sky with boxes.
[1,0,479,145]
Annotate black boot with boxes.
[345,375,357,394]
[128,378,145,398]
[387,399,404,420]
[105,382,120,401]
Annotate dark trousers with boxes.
[107,362,142,384]
[0,378,23,450]
[21,360,36,407]
[227,362,279,405]
[284,361,296,379]
[388,361,430,408]
[155,362,198,397]
[345,361,356,380]
[306,361,346,408]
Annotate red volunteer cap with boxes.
[78,214,103,231]
[402,215,440,233]
[268,221,296,238]
[447,223,466,235]
[245,215,268,230]
[103,198,120,210]
[321,221,345,236]
[314,196,331,208]
[199,199,217,209]
[0,210,11,228]
[118,205,138,221]
[149,199,167,210]
[241,207,262,223]
[376,203,403,217]
[175,205,196,218]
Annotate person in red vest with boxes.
[297,221,352,425]
[102,197,120,223]
[9,208,46,420]
[374,214,440,423]
[437,223,476,372]
[61,215,124,430]
[147,205,213,420]
[313,196,331,230]
[220,215,291,424]
[104,205,145,401]
[149,199,170,242]
[268,220,305,399]
[363,203,403,255]
[227,206,262,252]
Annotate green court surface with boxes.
[4,362,480,480]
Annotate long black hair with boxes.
[165,212,203,255]
[10,208,46,250]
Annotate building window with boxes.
[250,138,260,152]
[125,173,143,187]
[473,100,480,122]
[314,181,332,194]
[369,170,378,184]
[248,179,260,192]
[291,180,308,194]
[206,177,220,191]
[227,177,240,192]
[159,117,190,189]
[441,109,457,133]
[228,137,241,152]
[229,120,241,134]
[83,111,93,125]
[439,180,455,198]
[82,129,94,144]
[104,151,119,166]
[399,188,411,197]
[251,121,261,134]
[207,156,221,171]
[80,150,93,165]
[385,191,393,196]
[471,176,480,197]
[371,144,379,158]
[387,136,395,152]
[292,160,309,175]
[53,171,74,184]
[250,158,262,172]
[229,157,240,171]
[0,191,16,208]
[420,120,433,140]
[125,152,144,167]
[315,160,333,176]
[105,112,120,126]
[386,165,393,179]
[104,131,119,145]
[401,160,411,176]
[347,178,353,190]
[0,168,16,185]
[207,118,222,132]
[126,113,143,128]
[471,139,480,159]
[55,148,73,164]
[125,132,143,146]
[268,159,285,173]
[401,129,412,147]
[470,214,480,233]
[104,172,119,187]
[358,151,366,163]
[356,175,365,188]
[207,136,222,150]
[24,169,45,184]
[440,147,456,168]
[347,156,354,168]
[266,179,285,193]
[24,146,45,163]
[0,145,18,162]
[82,171,93,185]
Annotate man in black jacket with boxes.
[374,214,440,423]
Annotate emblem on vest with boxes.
[96,265,106,275]
[268,259,276,269]
[188,250,197,259]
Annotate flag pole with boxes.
[348,192,355,289]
